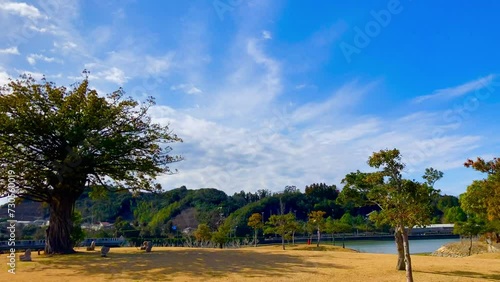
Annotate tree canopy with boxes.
[0,74,182,253]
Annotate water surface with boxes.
[331,238,460,254]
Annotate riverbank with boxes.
[432,240,500,257]
[2,245,499,281]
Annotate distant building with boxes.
[411,224,454,235]
[99,222,114,230]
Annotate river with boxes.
[333,238,460,254]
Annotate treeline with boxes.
[84,183,467,239]
[0,182,464,242]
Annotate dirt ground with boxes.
[2,245,499,281]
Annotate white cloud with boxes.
[262,30,272,40]
[0,47,20,55]
[94,67,128,85]
[171,84,202,95]
[26,53,62,65]
[145,53,174,75]
[0,2,42,19]
[146,75,484,196]
[413,74,496,103]
[0,68,11,85]
[53,41,78,51]
[29,24,58,34]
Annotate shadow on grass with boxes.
[416,270,500,281]
[34,248,351,281]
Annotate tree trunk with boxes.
[254,229,257,247]
[317,229,321,247]
[46,197,76,254]
[282,235,285,250]
[292,231,295,245]
[469,236,473,256]
[395,229,405,271]
[402,227,414,282]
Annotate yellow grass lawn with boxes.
[2,245,500,281]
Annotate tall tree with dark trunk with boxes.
[338,149,441,282]
[0,74,182,254]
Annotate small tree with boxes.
[453,217,485,256]
[248,213,264,247]
[194,224,212,247]
[288,216,300,245]
[212,225,229,249]
[338,149,441,282]
[325,217,351,245]
[308,211,326,247]
[265,213,296,250]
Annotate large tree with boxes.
[338,149,441,282]
[0,74,182,254]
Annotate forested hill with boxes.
[1,184,463,238]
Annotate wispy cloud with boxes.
[262,30,272,40]
[413,74,496,103]
[0,47,20,55]
[291,79,378,124]
[0,1,43,19]
[171,84,203,95]
[26,53,62,65]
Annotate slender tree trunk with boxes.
[254,229,257,247]
[292,231,295,245]
[317,229,320,247]
[401,227,414,282]
[469,236,473,256]
[395,228,405,271]
[282,235,285,250]
[46,196,76,254]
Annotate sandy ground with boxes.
[2,245,499,282]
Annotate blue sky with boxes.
[0,0,499,197]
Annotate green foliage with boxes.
[325,217,352,234]
[134,200,157,224]
[453,216,486,238]
[462,157,500,221]
[248,213,264,230]
[0,74,182,253]
[70,211,85,246]
[308,210,326,232]
[194,223,212,242]
[341,150,441,230]
[444,206,467,223]
[437,195,460,213]
[212,225,230,247]
[265,213,296,235]
[150,201,182,228]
